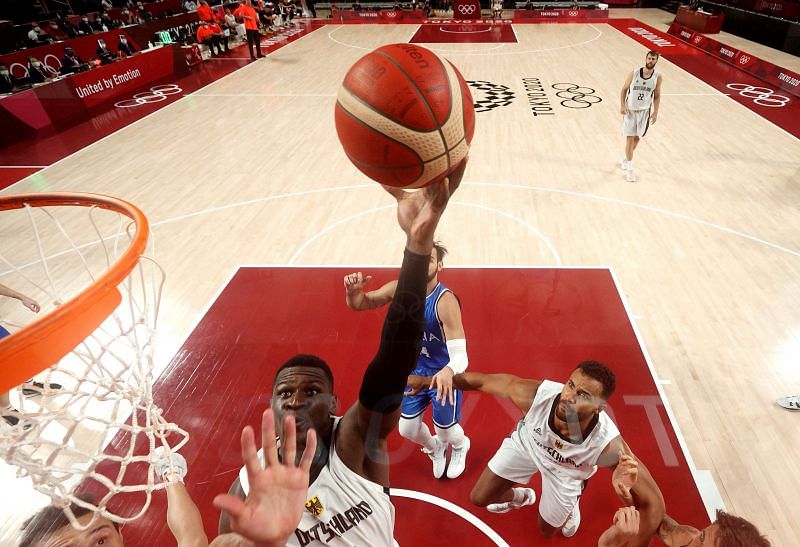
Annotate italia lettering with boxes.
[294,500,374,546]
[628,27,675,47]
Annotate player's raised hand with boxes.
[598,506,641,546]
[612,451,638,505]
[430,367,455,406]
[212,409,316,546]
[20,296,40,313]
[343,272,372,293]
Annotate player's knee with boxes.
[398,417,419,440]
[469,486,490,507]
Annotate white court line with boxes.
[608,267,724,520]
[391,488,510,546]
[287,200,563,265]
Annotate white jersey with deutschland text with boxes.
[517,380,620,482]
[240,417,396,546]
[625,67,659,111]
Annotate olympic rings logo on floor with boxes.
[551,83,602,108]
[114,84,183,108]
[725,83,790,108]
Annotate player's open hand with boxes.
[213,409,316,547]
[611,451,638,505]
[649,111,658,125]
[343,272,372,294]
[430,367,455,406]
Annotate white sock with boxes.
[399,416,436,451]
[435,423,466,449]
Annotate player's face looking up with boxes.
[427,248,443,282]
[556,369,606,422]
[645,53,659,70]
[271,366,336,463]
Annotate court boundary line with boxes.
[608,267,723,520]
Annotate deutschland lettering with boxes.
[521,77,554,117]
[295,501,374,546]
[628,27,675,47]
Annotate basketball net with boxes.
[0,193,189,527]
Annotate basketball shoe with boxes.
[153,446,188,483]
[777,395,800,411]
[562,503,581,537]
[422,437,447,479]
[446,436,470,479]
[620,158,629,170]
[626,168,637,183]
[487,487,536,513]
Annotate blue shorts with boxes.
[401,387,462,428]
[0,325,9,339]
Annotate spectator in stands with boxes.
[96,38,116,64]
[102,0,113,9]
[27,56,52,84]
[118,35,137,56]
[56,14,79,37]
[196,20,223,56]
[234,0,264,60]
[524,0,533,9]
[224,7,238,29]
[307,0,317,17]
[100,12,117,29]
[27,23,51,46]
[0,64,19,94]
[352,0,363,10]
[91,15,107,32]
[184,0,198,10]
[197,0,214,20]
[46,20,67,40]
[78,15,95,35]
[120,7,137,24]
[393,0,404,10]
[137,2,153,21]
[60,46,88,74]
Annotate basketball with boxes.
[335,43,476,189]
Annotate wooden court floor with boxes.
[1,10,799,545]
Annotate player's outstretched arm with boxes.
[600,437,666,547]
[343,272,397,311]
[337,160,465,486]
[429,291,467,405]
[0,283,40,313]
[453,371,540,413]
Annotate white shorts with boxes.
[488,430,585,528]
[622,108,650,137]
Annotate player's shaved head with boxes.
[274,354,334,391]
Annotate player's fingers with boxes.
[212,494,246,520]
[448,385,455,406]
[299,429,317,471]
[241,425,261,478]
[262,409,280,468]
[283,415,297,467]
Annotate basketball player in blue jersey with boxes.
[407,361,666,546]
[620,50,663,183]
[343,242,471,480]
[214,161,464,546]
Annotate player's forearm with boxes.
[345,290,367,310]
[166,482,210,547]
[656,515,680,545]
[626,491,665,547]
[453,371,514,396]
[0,284,23,301]
[358,249,427,413]
[652,96,660,115]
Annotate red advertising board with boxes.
[513,8,609,20]
[667,23,800,98]
[331,9,426,22]
[0,30,140,81]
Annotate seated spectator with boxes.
[524,0,533,8]
[0,64,20,94]
[91,15,107,32]
[197,0,213,20]
[27,23,51,46]
[56,13,79,37]
[46,20,68,40]
[352,0,363,10]
[27,56,52,84]
[78,15,94,35]
[184,0,198,10]
[196,20,223,56]
[209,19,228,52]
[60,47,89,75]
[137,2,153,21]
[120,7,137,24]
[118,34,137,56]
[96,38,116,64]
[223,7,238,30]
[393,0,404,9]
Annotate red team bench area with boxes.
[104,267,708,545]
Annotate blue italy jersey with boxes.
[412,282,454,376]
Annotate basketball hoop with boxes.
[0,193,189,527]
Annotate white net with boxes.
[0,196,189,527]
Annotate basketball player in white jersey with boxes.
[343,243,471,480]
[620,50,663,183]
[407,360,666,545]
[215,162,465,546]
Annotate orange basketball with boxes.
[335,44,475,189]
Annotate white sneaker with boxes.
[487,487,536,513]
[626,169,636,183]
[620,158,629,170]
[422,437,447,479]
[562,503,581,537]
[446,436,470,479]
[777,395,800,410]
[153,446,188,483]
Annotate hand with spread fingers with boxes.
[430,367,455,406]
[612,451,639,506]
[213,409,317,547]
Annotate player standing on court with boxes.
[344,241,471,480]
[620,50,663,183]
